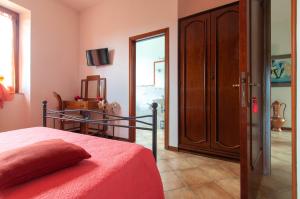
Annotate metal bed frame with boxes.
[42,101,158,160]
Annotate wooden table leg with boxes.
[80,123,89,134]
[80,111,90,134]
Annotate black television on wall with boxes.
[86,48,109,66]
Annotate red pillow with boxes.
[0,139,91,189]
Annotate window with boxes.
[0,6,19,93]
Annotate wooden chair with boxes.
[53,92,81,132]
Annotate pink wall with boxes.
[0,0,241,147]
[78,0,239,146]
[0,0,79,132]
[178,0,239,18]
[79,0,178,144]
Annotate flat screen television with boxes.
[86,48,109,66]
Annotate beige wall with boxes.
[271,0,291,55]
[271,0,292,128]
[178,0,238,18]
[0,0,79,131]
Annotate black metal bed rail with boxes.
[42,101,158,161]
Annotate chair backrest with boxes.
[53,92,63,111]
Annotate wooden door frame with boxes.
[263,0,272,177]
[240,0,297,198]
[291,0,297,198]
[129,28,170,149]
[239,0,250,197]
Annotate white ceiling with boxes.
[57,0,101,12]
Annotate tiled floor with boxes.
[136,129,291,199]
[136,130,240,199]
[258,131,292,199]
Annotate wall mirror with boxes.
[81,75,107,101]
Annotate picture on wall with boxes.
[271,54,291,87]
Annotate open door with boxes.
[240,0,268,198]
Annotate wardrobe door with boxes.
[210,4,240,157]
[179,13,211,151]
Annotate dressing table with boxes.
[63,75,107,134]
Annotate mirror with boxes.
[85,75,100,100]
[81,76,107,101]
[87,79,98,99]
[100,78,107,100]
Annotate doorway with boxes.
[258,0,294,198]
[129,28,169,149]
[239,0,297,198]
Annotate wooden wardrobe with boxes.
[179,3,240,159]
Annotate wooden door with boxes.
[179,13,211,151]
[210,4,240,158]
[240,0,266,198]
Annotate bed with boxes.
[0,127,163,199]
[0,102,163,199]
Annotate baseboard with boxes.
[167,146,178,152]
[178,147,240,161]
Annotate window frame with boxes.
[0,6,19,93]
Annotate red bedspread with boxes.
[0,127,164,199]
